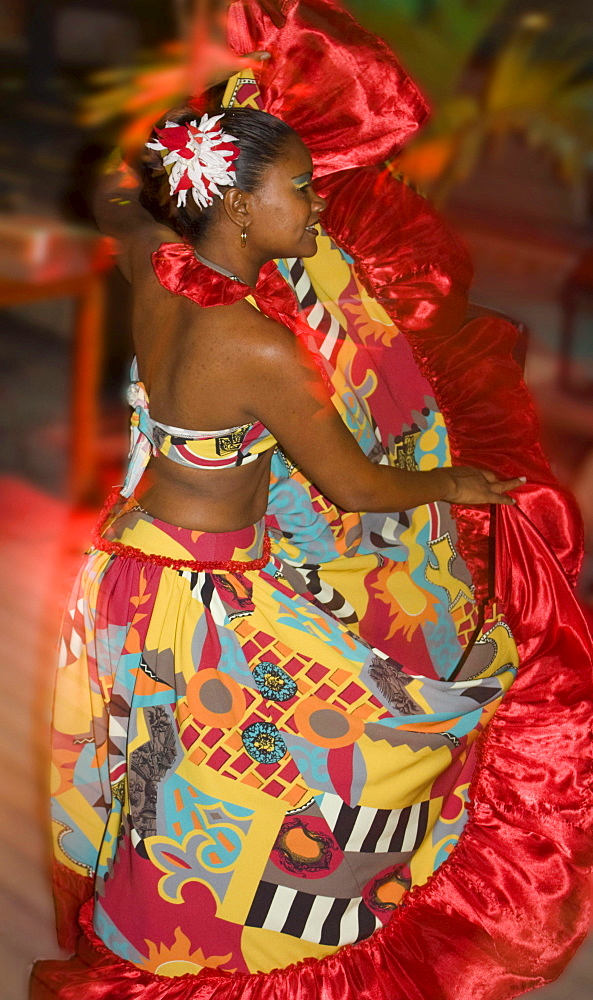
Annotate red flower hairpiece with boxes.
[147,113,240,209]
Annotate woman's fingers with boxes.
[445,468,527,505]
[480,469,526,486]
[488,492,516,505]
[489,477,527,494]
[480,468,498,483]
[486,475,527,505]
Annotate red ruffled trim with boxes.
[91,489,272,573]
[152,242,332,388]
[227,0,429,176]
[151,245,274,307]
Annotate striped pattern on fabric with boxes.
[245,881,381,946]
[319,793,430,855]
[285,257,343,362]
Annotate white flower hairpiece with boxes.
[146,113,240,210]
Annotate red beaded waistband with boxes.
[91,489,272,573]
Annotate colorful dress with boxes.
[44,247,519,979]
[32,3,593,999]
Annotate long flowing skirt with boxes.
[32,202,593,1000]
[38,494,518,986]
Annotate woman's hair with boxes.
[139,99,297,242]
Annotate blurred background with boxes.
[0,2,591,998]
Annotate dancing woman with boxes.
[33,3,592,999]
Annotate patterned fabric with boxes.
[52,499,516,976]
[268,233,516,687]
[222,69,265,112]
[122,357,276,497]
[50,231,522,979]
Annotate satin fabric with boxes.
[225,0,429,177]
[151,247,278,307]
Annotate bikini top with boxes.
[121,357,277,497]
[119,242,330,498]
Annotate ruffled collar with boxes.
[151,241,332,387]
[152,242,280,308]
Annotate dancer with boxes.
[33,3,592,998]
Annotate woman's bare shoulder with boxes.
[203,297,295,355]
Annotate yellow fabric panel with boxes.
[241,926,337,974]
[144,576,203,679]
[358,735,452,810]
[409,794,461,886]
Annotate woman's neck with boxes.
[192,250,242,283]
[192,237,265,289]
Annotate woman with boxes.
[36,97,521,983]
[33,3,593,999]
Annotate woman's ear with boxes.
[223,187,251,230]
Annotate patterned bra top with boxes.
[121,358,277,497]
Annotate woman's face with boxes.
[246,134,326,260]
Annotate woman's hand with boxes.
[440,467,526,506]
[233,311,528,515]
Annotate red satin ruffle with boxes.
[226,0,429,177]
[151,246,277,306]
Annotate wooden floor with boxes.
[0,476,590,1000]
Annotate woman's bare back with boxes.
[128,233,276,532]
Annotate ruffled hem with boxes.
[31,505,593,1000]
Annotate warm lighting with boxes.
[519,11,552,31]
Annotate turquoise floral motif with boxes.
[252,662,298,702]
[242,721,287,764]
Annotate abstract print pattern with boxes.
[52,499,517,977]
[271,235,516,686]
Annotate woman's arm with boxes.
[239,310,523,512]
[92,157,176,281]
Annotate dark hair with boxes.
[139,100,297,242]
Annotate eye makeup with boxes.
[292,172,313,190]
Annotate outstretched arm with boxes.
[92,156,176,281]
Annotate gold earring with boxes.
[240,225,247,248]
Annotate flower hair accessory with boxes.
[146,113,240,210]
